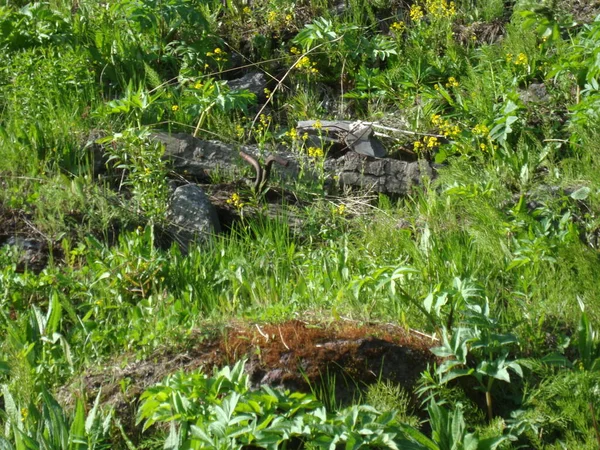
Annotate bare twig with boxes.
[278,326,290,350]
[370,122,445,138]
[255,324,269,342]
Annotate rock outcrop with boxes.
[166,184,221,252]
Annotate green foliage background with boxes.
[1,0,600,448]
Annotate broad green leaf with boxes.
[69,399,86,450]
[541,352,571,367]
[570,186,591,200]
[85,389,102,435]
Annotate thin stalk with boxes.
[193,103,214,138]
[485,378,494,421]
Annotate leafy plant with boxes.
[423,299,523,421]
[0,387,112,450]
[138,360,504,449]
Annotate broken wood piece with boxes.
[297,120,386,158]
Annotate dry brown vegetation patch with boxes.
[63,320,435,427]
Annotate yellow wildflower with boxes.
[171,105,179,112]
[514,53,528,65]
[194,81,203,89]
[290,46,300,54]
[227,193,244,209]
[410,4,424,21]
[445,76,459,88]
[307,146,324,158]
[413,141,423,150]
[235,124,244,138]
[426,0,456,18]
[337,204,346,215]
[390,21,405,33]
[425,136,439,148]
[314,119,322,130]
[472,123,490,136]
[287,128,298,140]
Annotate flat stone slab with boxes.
[154,132,430,195]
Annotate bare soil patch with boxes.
[63,320,436,430]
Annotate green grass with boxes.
[1,0,600,448]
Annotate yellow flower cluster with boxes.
[194,81,203,89]
[286,127,298,140]
[413,136,440,151]
[254,114,271,135]
[514,53,528,65]
[445,76,459,88]
[506,53,528,66]
[425,136,439,148]
[263,87,271,99]
[290,46,300,55]
[235,124,244,138]
[307,146,324,158]
[390,21,406,34]
[410,4,424,21]
[314,119,322,130]
[227,193,244,209]
[472,123,490,136]
[336,203,346,215]
[425,0,456,19]
[431,114,460,138]
[267,11,277,23]
[171,105,179,112]
[206,47,227,62]
[296,56,319,74]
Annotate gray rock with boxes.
[227,71,269,101]
[519,83,550,104]
[3,236,47,273]
[155,132,429,195]
[327,152,431,195]
[155,132,298,182]
[166,184,221,252]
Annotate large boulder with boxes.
[227,71,269,102]
[166,184,221,252]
